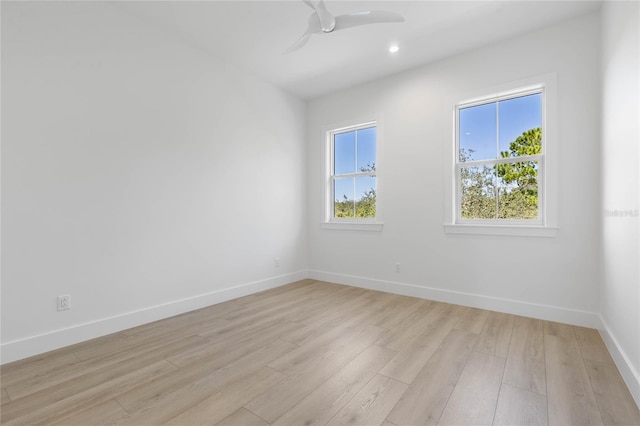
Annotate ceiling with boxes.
[114,1,601,100]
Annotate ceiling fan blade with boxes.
[285,33,313,54]
[284,13,321,54]
[334,10,405,31]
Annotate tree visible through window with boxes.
[457,90,543,222]
[330,123,377,219]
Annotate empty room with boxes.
[1,0,639,424]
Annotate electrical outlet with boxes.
[395,262,401,273]
[274,258,280,268]
[57,294,71,311]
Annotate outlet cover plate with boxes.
[57,295,70,311]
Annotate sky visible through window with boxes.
[459,93,542,161]
[334,126,376,203]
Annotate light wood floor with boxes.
[2,279,639,425]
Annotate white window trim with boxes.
[322,116,384,231]
[444,74,558,237]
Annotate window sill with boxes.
[321,222,384,232]
[444,223,557,238]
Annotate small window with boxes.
[327,122,377,222]
[456,89,544,224]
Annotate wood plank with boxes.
[215,408,269,426]
[237,280,328,311]
[573,326,613,363]
[121,309,231,339]
[271,345,397,426]
[386,329,477,426]
[114,338,296,414]
[503,315,546,395]
[379,304,466,384]
[583,358,640,425]
[1,336,203,422]
[1,350,80,389]
[165,367,286,425]
[543,320,574,339]
[326,374,408,426]
[269,321,384,377]
[453,307,490,334]
[545,334,603,426]
[291,286,370,325]
[235,283,338,321]
[199,314,297,347]
[474,311,515,358]
[1,387,10,405]
[4,332,209,400]
[280,289,379,345]
[231,279,320,307]
[287,297,365,330]
[372,297,425,330]
[120,315,231,345]
[220,283,338,328]
[437,351,505,426]
[71,317,220,363]
[113,340,294,424]
[269,314,367,372]
[210,302,306,340]
[493,383,547,426]
[167,318,298,368]
[1,360,177,425]
[49,399,128,426]
[245,325,385,423]
[358,291,419,321]
[375,300,442,351]
[279,307,355,346]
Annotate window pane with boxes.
[356,127,376,173]
[459,102,497,162]
[497,160,539,219]
[460,165,497,219]
[498,93,542,157]
[334,177,355,218]
[334,131,355,175]
[355,176,376,218]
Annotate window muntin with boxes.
[329,123,377,221]
[456,89,544,223]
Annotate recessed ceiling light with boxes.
[389,45,399,53]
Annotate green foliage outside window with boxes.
[461,127,541,220]
[334,162,376,218]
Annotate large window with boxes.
[456,88,544,224]
[327,122,377,221]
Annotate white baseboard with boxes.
[598,317,640,408]
[0,271,307,365]
[308,270,601,328]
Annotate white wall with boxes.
[1,2,307,362]
[307,13,602,325]
[3,7,637,407]
[600,0,640,405]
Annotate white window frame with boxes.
[444,74,558,237]
[322,118,383,231]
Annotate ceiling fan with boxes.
[286,0,405,53]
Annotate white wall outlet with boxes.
[57,294,71,311]
[274,258,280,268]
[395,262,401,273]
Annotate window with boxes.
[325,121,380,229]
[455,88,544,225]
